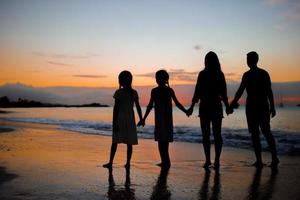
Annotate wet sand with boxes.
[0,119,299,200]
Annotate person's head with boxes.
[204,51,221,72]
[247,51,259,68]
[155,70,169,87]
[118,70,132,89]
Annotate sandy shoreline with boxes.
[0,120,299,199]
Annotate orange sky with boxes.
[0,1,299,88]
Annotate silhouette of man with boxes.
[231,51,279,168]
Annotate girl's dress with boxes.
[150,86,174,142]
[112,88,138,145]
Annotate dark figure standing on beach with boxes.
[103,71,143,169]
[187,51,231,169]
[138,70,187,169]
[230,51,279,168]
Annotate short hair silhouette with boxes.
[204,51,221,72]
[247,51,259,65]
[118,70,132,88]
[155,70,169,86]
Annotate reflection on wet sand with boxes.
[198,169,221,200]
[0,166,18,188]
[246,167,278,200]
[106,167,135,200]
[150,168,171,200]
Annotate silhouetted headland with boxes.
[0,96,109,108]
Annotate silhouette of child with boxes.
[187,51,231,169]
[138,70,187,168]
[103,71,143,169]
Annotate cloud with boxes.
[72,75,107,78]
[47,61,71,66]
[194,45,202,51]
[136,69,199,82]
[193,45,227,54]
[136,69,240,82]
[265,0,288,5]
[265,0,300,22]
[135,72,155,78]
[33,51,101,59]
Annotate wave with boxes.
[1,116,299,155]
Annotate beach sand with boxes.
[0,119,299,200]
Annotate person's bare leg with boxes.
[103,143,118,168]
[125,144,132,168]
[261,123,279,167]
[212,118,223,168]
[201,118,212,168]
[157,142,164,166]
[251,130,263,168]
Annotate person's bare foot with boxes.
[124,163,130,169]
[214,161,220,169]
[269,158,280,168]
[252,161,263,168]
[103,162,112,169]
[156,162,170,169]
[203,161,212,169]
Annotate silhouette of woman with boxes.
[103,71,143,169]
[187,51,231,169]
[138,70,187,168]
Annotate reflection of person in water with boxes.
[198,169,221,200]
[246,168,278,200]
[106,167,136,200]
[231,52,279,168]
[150,168,171,200]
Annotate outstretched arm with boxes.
[187,73,201,116]
[138,91,154,126]
[220,73,232,115]
[171,89,187,114]
[134,98,143,122]
[231,74,246,107]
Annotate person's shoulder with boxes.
[151,87,159,94]
[113,88,122,98]
[132,88,138,94]
[152,87,159,92]
[258,67,269,75]
[243,69,251,76]
[131,89,139,99]
[199,70,205,75]
[168,87,175,93]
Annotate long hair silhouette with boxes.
[204,51,221,72]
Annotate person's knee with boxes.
[202,133,210,142]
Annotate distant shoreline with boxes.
[0,96,110,108]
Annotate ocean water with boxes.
[0,106,299,155]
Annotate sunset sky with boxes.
[0,0,299,88]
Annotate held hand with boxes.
[230,101,239,109]
[186,107,193,117]
[226,106,233,115]
[137,119,145,127]
[270,108,276,118]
